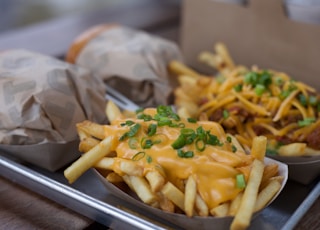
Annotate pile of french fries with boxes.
[169,43,320,157]
[64,101,284,230]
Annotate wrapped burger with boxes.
[66,24,183,107]
[0,49,107,171]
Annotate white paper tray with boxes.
[0,153,319,230]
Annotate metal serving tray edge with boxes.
[0,153,319,230]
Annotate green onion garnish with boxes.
[128,137,139,149]
[195,139,205,151]
[187,118,197,123]
[232,145,237,153]
[309,96,318,106]
[141,137,153,149]
[171,134,186,149]
[177,149,194,158]
[206,133,223,146]
[146,155,152,163]
[147,124,157,136]
[234,84,243,92]
[255,84,266,96]
[298,94,307,106]
[223,110,229,119]
[298,117,316,127]
[236,174,246,189]
[119,123,141,141]
[132,151,145,161]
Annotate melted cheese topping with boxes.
[103,108,253,209]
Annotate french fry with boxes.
[195,194,209,217]
[260,163,279,190]
[95,157,114,170]
[106,172,123,183]
[229,192,243,216]
[231,159,265,230]
[64,136,113,183]
[214,42,235,70]
[254,180,281,212]
[118,159,144,177]
[250,136,267,161]
[198,51,222,70]
[278,143,306,156]
[157,192,175,213]
[79,137,100,152]
[168,60,200,78]
[125,175,157,205]
[161,182,185,212]
[106,100,123,123]
[210,202,230,217]
[184,175,197,217]
[145,170,166,192]
[76,120,106,140]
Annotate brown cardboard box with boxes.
[180,0,320,89]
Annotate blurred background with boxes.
[0,0,319,35]
[0,0,151,33]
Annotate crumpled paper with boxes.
[75,26,183,107]
[0,49,107,170]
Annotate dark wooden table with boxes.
[0,0,319,229]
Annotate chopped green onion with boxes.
[137,113,152,121]
[206,133,223,146]
[266,148,278,155]
[128,137,139,149]
[147,124,157,136]
[177,149,194,158]
[196,126,206,140]
[226,136,232,143]
[141,138,153,149]
[274,77,283,86]
[223,109,229,119]
[119,123,141,141]
[146,155,152,163]
[171,134,186,149]
[187,118,197,123]
[255,84,266,96]
[236,174,246,189]
[132,151,145,161]
[157,117,172,126]
[231,145,237,153]
[309,96,318,106]
[135,108,144,114]
[298,117,316,127]
[279,90,290,100]
[181,128,195,136]
[234,84,243,92]
[121,120,135,126]
[298,94,307,106]
[195,139,206,151]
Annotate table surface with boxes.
[0,1,319,229]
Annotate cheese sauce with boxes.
[104,108,253,209]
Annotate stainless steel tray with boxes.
[0,152,319,230]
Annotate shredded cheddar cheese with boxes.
[173,55,320,156]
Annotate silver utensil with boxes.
[105,84,140,111]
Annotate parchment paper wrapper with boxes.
[75,26,183,107]
[95,158,288,230]
[268,155,320,185]
[0,49,107,171]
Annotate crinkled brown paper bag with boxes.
[75,26,183,107]
[0,49,107,171]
